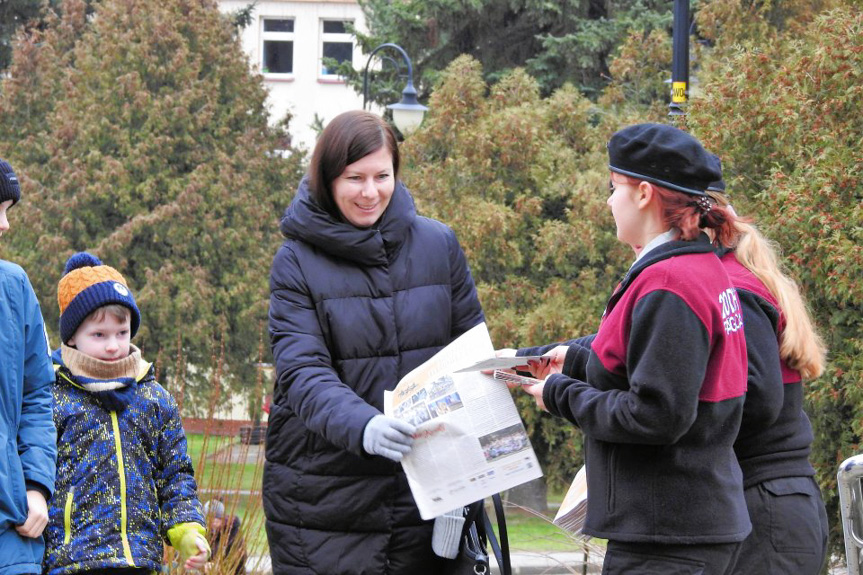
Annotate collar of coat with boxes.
[279,176,417,265]
[604,232,718,315]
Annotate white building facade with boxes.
[219,0,368,151]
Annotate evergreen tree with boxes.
[1,0,50,72]
[343,0,673,109]
[689,0,861,553]
[0,0,304,413]
[400,55,653,501]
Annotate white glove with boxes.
[362,415,416,462]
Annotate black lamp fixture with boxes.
[362,43,428,134]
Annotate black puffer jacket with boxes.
[265,178,484,574]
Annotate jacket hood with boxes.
[279,176,417,266]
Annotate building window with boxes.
[320,20,354,78]
[262,18,294,75]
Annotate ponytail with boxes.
[733,221,826,379]
[708,193,827,379]
[632,177,740,245]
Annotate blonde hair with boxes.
[86,304,131,325]
[708,192,826,379]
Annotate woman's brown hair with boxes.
[308,110,400,218]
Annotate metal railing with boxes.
[838,454,863,574]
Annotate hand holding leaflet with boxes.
[519,377,547,411]
[524,345,569,380]
[453,355,545,374]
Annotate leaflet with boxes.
[384,322,543,519]
[553,464,588,535]
[451,355,545,373]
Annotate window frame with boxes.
[318,19,355,82]
[261,16,296,79]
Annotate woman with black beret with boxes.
[515,124,751,574]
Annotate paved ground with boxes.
[493,551,603,574]
[213,443,853,575]
[244,550,605,574]
[244,551,852,574]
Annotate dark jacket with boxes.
[542,238,751,544]
[265,178,484,574]
[44,355,204,574]
[719,251,816,487]
[0,260,56,575]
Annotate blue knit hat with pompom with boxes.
[57,252,141,343]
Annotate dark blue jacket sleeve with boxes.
[736,289,784,436]
[543,291,710,444]
[269,244,379,456]
[19,272,57,496]
[446,229,485,338]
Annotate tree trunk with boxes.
[505,476,548,513]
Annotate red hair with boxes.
[611,173,739,246]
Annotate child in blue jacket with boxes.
[0,158,57,575]
[43,252,210,574]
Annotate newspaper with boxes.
[552,464,587,534]
[384,322,543,519]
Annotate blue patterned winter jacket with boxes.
[43,355,204,574]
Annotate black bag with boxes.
[442,493,511,575]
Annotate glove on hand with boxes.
[362,415,416,462]
[167,522,210,561]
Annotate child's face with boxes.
[0,199,12,238]
[68,312,131,361]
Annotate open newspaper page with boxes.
[384,322,543,519]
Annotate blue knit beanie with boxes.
[57,252,141,343]
[0,159,21,205]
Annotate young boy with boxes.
[0,158,57,574]
[43,251,210,574]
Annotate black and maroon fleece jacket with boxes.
[542,236,750,544]
[719,251,816,489]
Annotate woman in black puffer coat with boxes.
[264,110,485,574]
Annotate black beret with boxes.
[607,124,721,196]
[707,179,726,193]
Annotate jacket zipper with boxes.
[110,411,135,566]
[63,486,74,545]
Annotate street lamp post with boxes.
[362,43,428,134]
[668,0,690,116]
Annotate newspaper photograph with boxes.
[384,322,543,519]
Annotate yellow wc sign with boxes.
[672,81,687,103]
